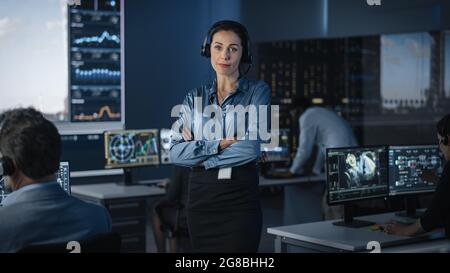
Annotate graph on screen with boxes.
[69,0,123,123]
[0,0,123,125]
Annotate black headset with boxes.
[441,115,450,146]
[0,117,15,177]
[0,156,15,177]
[200,20,253,65]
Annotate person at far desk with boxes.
[270,103,358,220]
[385,114,450,237]
[288,105,358,176]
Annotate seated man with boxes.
[385,114,450,237]
[0,108,112,252]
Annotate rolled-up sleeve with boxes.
[170,139,220,167]
[169,92,221,167]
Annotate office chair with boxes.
[17,232,122,253]
[154,200,191,253]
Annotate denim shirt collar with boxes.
[207,76,250,104]
[1,180,59,206]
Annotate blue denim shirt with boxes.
[170,76,271,169]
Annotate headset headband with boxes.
[200,20,252,65]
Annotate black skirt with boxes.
[187,161,262,253]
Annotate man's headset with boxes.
[200,20,253,65]
[0,114,15,177]
[0,156,15,177]
[441,115,450,146]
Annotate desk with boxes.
[72,174,324,252]
[140,175,325,187]
[267,211,447,253]
[140,175,325,226]
[260,174,326,225]
[259,174,325,187]
[72,183,166,253]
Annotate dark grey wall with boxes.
[241,0,327,42]
[327,0,446,37]
[241,0,450,42]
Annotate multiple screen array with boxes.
[327,145,444,204]
[70,0,123,123]
[0,162,71,203]
[0,0,124,126]
[102,127,294,168]
[258,31,450,120]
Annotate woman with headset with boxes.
[170,20,271,252]
[385,114,450,237]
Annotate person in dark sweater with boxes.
[385,114,450,236]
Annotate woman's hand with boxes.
[182,128,236,151]
[219,139,237,150]
[384,220,410,236]
[420,170,440,184]
[384,219,423,236]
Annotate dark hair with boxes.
[437,114,450,138]
[0,108,61,179]
[209,21,251,64]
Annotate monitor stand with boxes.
[333,204,375,228]
[117,168,133,186]
[395,196,423,218]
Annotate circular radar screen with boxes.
[109,133,135,163]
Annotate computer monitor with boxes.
[57,161,71,195]
[261,128,291,162]
[0,161,71,203]
[326,146,389,227]
[104,129,160,185]
[388,145,443,217]
[160,128,173,164]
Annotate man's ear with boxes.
[10,159,18,175]
[9,160,21,179]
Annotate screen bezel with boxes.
[326,145,389,205]
[387,144,440,196]
[104,129,160,169]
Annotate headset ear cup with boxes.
[443,115,450,146]
[0,157,15,176]
[204,44,210,58]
